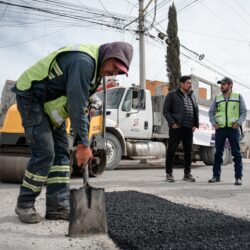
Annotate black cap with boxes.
[217,77,233,84]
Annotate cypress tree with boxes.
[166,3,181,90]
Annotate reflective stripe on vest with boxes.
[215,92,240,127]
[43,96,69,127]
[16,44,100,91]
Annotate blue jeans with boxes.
[16,95,70,212]
[213,127,243,179]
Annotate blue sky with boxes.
[0,0,250,107]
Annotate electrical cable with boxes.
[201,1,248,40]
[221,0,250,27]
[0,0,8,20]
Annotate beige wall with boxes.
[146,80,169,96]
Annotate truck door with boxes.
[118,88,152,139]
[96,87,125,126]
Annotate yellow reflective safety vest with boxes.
[16,44,101,127]
[215,92,240,128]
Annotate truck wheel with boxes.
[201,146,214,166]
[227,152,233,164]
[105,132,122,170]
[70,149,96,177]
[222,148,232,165]
[201,146,231,166]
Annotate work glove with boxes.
[76,144,93,168]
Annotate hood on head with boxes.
[98,42,133,75]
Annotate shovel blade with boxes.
[68,185,108,237]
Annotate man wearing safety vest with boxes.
[13,42,133,223]
[208,77,246,185]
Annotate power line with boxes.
[0,0,133,23]
[0,0,137,31]
[180,29,250,43]
[178,0,202,13]
[0,25,70,48]
[201,1,248,40]
[180,52,250,89]
[0,1,8,20]
[235,0,250,18]
[150,0,202,27]
[1,0,248,89]
[221,0,250,27]
[149,31,250,89]
[144,0,157,31]
[97,0,111,15]
[147,0,170,15]
[124,0,138,8]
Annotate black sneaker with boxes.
[15,206,42,224]
[183,173,195,182]
[235,178,242,186]
[45,208,70,220]
[208,177,221,183]
[166,174,175,182]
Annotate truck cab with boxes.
[98,86,153,139]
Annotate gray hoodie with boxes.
[98,41,133,73]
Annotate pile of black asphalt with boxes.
[105,191,250,250]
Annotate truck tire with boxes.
[222,148,233,165]
[201,146,214,166]
[70,150,97,177]
[105,132,122,170]
[201,146,231,166]
[227,152,233,164]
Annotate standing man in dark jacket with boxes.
[163,76,199,182]
[13,42,133,224]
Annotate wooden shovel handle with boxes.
[82,165,89,186]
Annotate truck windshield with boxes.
[96,88,125,109]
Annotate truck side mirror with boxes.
[138,89,145,109]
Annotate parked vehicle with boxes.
[0,80,107,183]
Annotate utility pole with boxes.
[139,0,146,89]
[139,0,147,165]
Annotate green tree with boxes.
[166,3,181,90]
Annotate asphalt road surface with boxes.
[1,160,250,249]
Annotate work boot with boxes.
[45,208,70,221]
[208,177,221,183]
[235,178,242,186]
[183,173,195,182]
[166,174,175,182]
[15,206,42,224]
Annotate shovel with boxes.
[68,165,108,237]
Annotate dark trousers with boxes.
[213,127,243,179]
[166,128,193,175]
[16,95,70,212]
